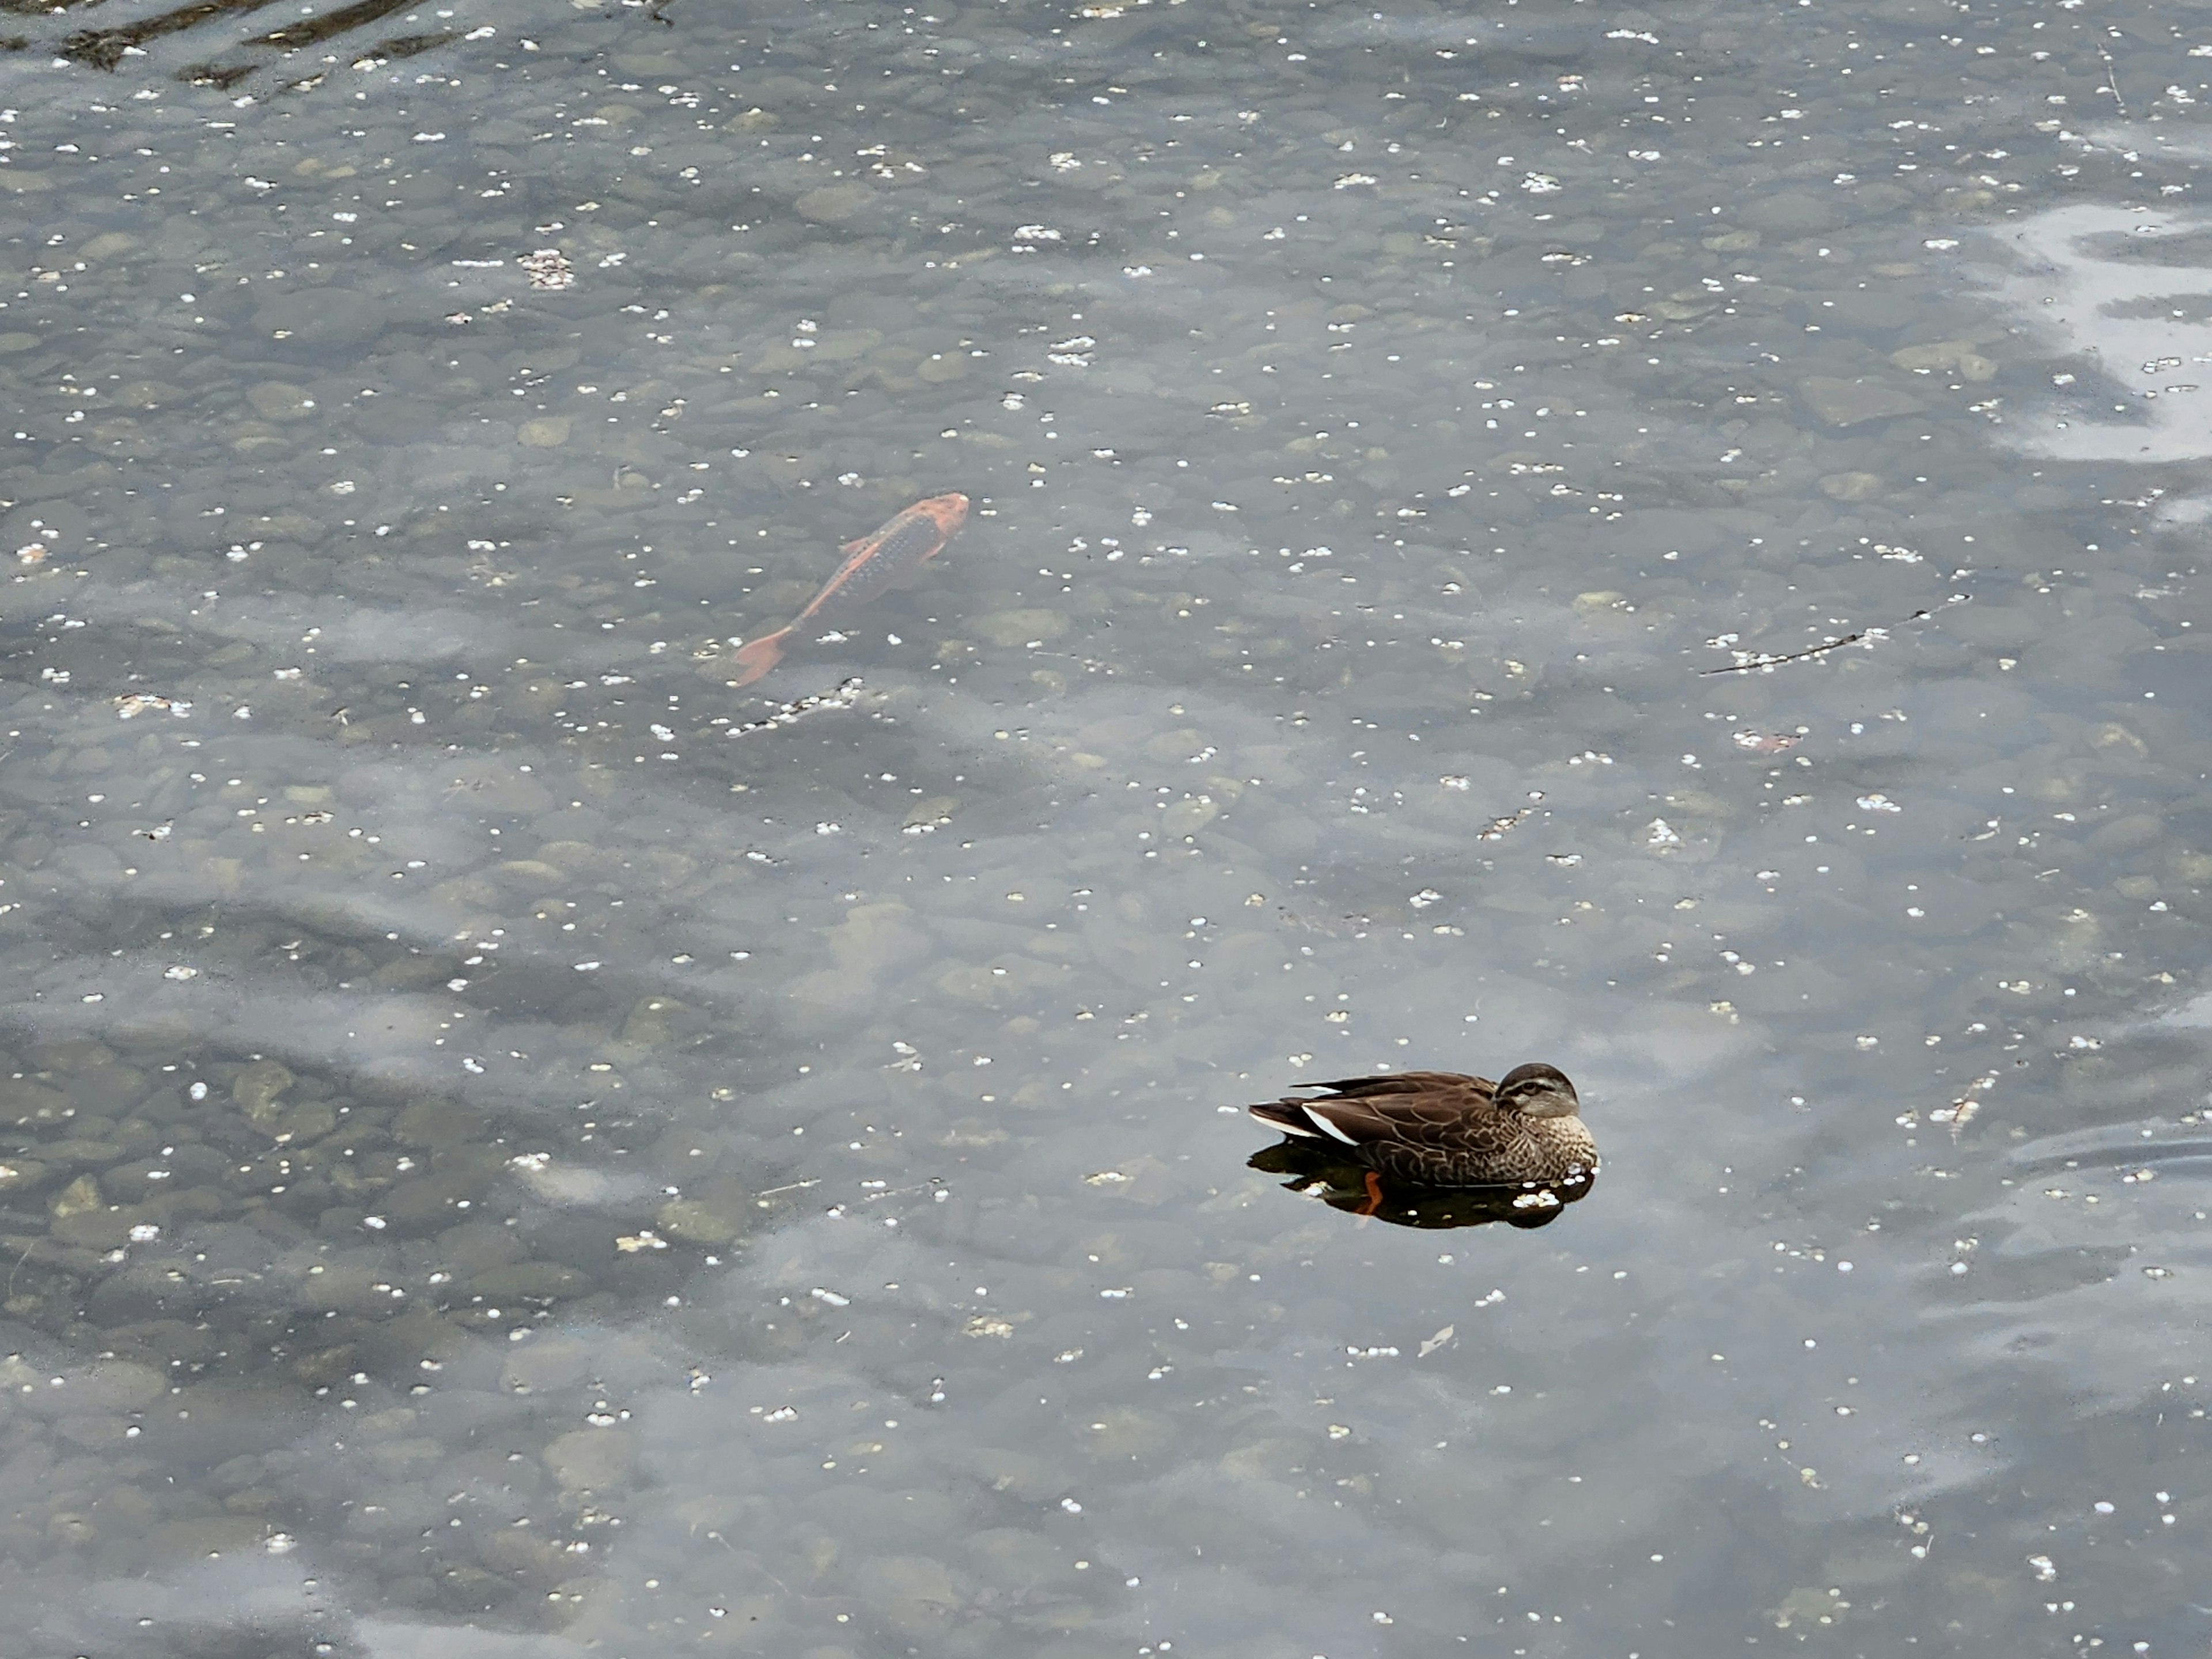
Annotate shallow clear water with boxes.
[2,0,2209,1653]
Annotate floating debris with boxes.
[1479,797,1544,841]
[1929,1074,1995,1141]
[1701,599,1965,676]
[724,677,870,735]
[115,693,192,718]
[519,248,575,291]
[1732,729,1804,754]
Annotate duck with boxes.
[1246,1064,1597,1194]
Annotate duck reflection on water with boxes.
[1245,1064,1598,1230]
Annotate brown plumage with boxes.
[1247,1064,1596,1190]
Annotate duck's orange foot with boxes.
[1356,1170,1385,1217]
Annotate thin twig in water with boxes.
[6,1241,35,1301]
[753,1179,821,1199]
[2097,41,2127,116]
[1701,625,1877,675]
[1699,597,1965,676]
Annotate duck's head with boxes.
[1494,1062,1581,1118]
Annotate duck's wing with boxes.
[1305,1071,1493,1099]
[1249,1073,1501,1150]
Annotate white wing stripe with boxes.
[1306,1107,1362,1146]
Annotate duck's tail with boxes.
[1247,1100,1359,1145]
[727,626,794,687]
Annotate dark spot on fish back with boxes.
[873,514,946,570]
[821,516,944,610]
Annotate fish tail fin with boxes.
[728,627,792,687]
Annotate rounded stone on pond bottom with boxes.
[1738,191,1843,234]
[857,1554,959,1625]
[794,184,873,222]
[1798,377,1925,428]
[245,382,316,422]
[151,1513,271,1556]
[657,1189,749,1246]
[1891,340,1997,381]
[502,1334,596,1395]
[232,1059,296,1126]
[972,609,1070,648]
[1819,472,1883,502]
[544,1427,635,1493]
[281,1101,338,1142]
[0,1158,48,1194]
[468,1262,593,1300]
[51,1206,135,1251]
[48,1172,103,1219]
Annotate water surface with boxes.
[2,0,2209,1653]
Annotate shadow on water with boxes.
[1247,1139,1596,1230]
[0,1025,761,1631]
[21,0,477,84]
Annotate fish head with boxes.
[1493,1062,1581,1118]
[915,492,971,535]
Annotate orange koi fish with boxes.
[728,493,969,687]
